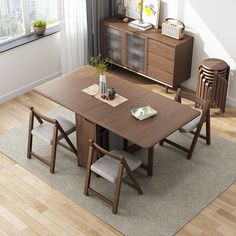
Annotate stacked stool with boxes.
[197,58,230,113]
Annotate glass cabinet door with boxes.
[102,25,122,64]
[125,33,146,73]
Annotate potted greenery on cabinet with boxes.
[33,20,47,36]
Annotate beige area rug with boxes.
[0,106,236,236]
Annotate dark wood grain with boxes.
[148,39,175,60]
[101,17,194,88]
[162,88,211,160]
[147,65,173,85]
[196,59,230,112]
[34,65,199,149]
[84,140,143,214]
[102,17,192,47]
[76,115,97,167]
[27,107,77,173]
[148,53,174,74]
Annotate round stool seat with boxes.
[202,58,228,71]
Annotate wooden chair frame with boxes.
[160,88,211,160]
[84,140,143,214]
[27,107,78,173]
[123,139,154,176]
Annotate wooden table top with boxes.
[34,65,200,148]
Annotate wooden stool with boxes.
[196,58,230,113]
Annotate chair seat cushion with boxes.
[31,116,76,145]
[91,150,142,183]
[179,115,201,133]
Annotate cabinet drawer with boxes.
[148,66,173,86]
[148,53,174,74]
[148,39,175,61]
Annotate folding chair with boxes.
[160,88,211,159]
[27,107,78,173]
[84,140,143,214]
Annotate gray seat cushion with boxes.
[179,115,201,133]
[91,150,142,183]
[31,116,76,145]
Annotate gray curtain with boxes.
[86,0,116,57]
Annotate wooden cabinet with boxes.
[101,17,194,88]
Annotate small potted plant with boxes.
[33,20,47,36]
[90,54,111,94]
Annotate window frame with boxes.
[0,0,59,47]
[0,24,59,53]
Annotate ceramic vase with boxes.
[99,73,106,94]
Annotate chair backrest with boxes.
[29,107,69,138]
[30,107,57,125]
[175,88,208,107]
[174,88,211,125]
[88,140,132,173]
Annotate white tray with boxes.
[131,106,157,120]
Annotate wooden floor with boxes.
[0,152,122,236]
[177,183,236,235]
[0,69,236,235]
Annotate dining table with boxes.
[34,65,200,176]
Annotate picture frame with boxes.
[142,0,161,28]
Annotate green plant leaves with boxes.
[89,54,112,74]
[33,20,47,27]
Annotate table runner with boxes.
[82,84,128,107]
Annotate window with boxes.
[29,0,58,29]
[0,0,58,44]
[0,0,25,43]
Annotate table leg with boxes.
[123,138,128,151]
[147,146,154,176]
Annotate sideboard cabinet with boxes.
[101,17,194,88]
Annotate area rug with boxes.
[0,106,236,236]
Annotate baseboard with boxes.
[0,71,61,104]
[227,96,236,107]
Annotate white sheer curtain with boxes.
[60,0,88,74]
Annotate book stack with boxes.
[128,20,152,31]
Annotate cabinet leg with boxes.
[165,86,169,93]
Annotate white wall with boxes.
[0,33,61,103]
[124,0,236,107]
